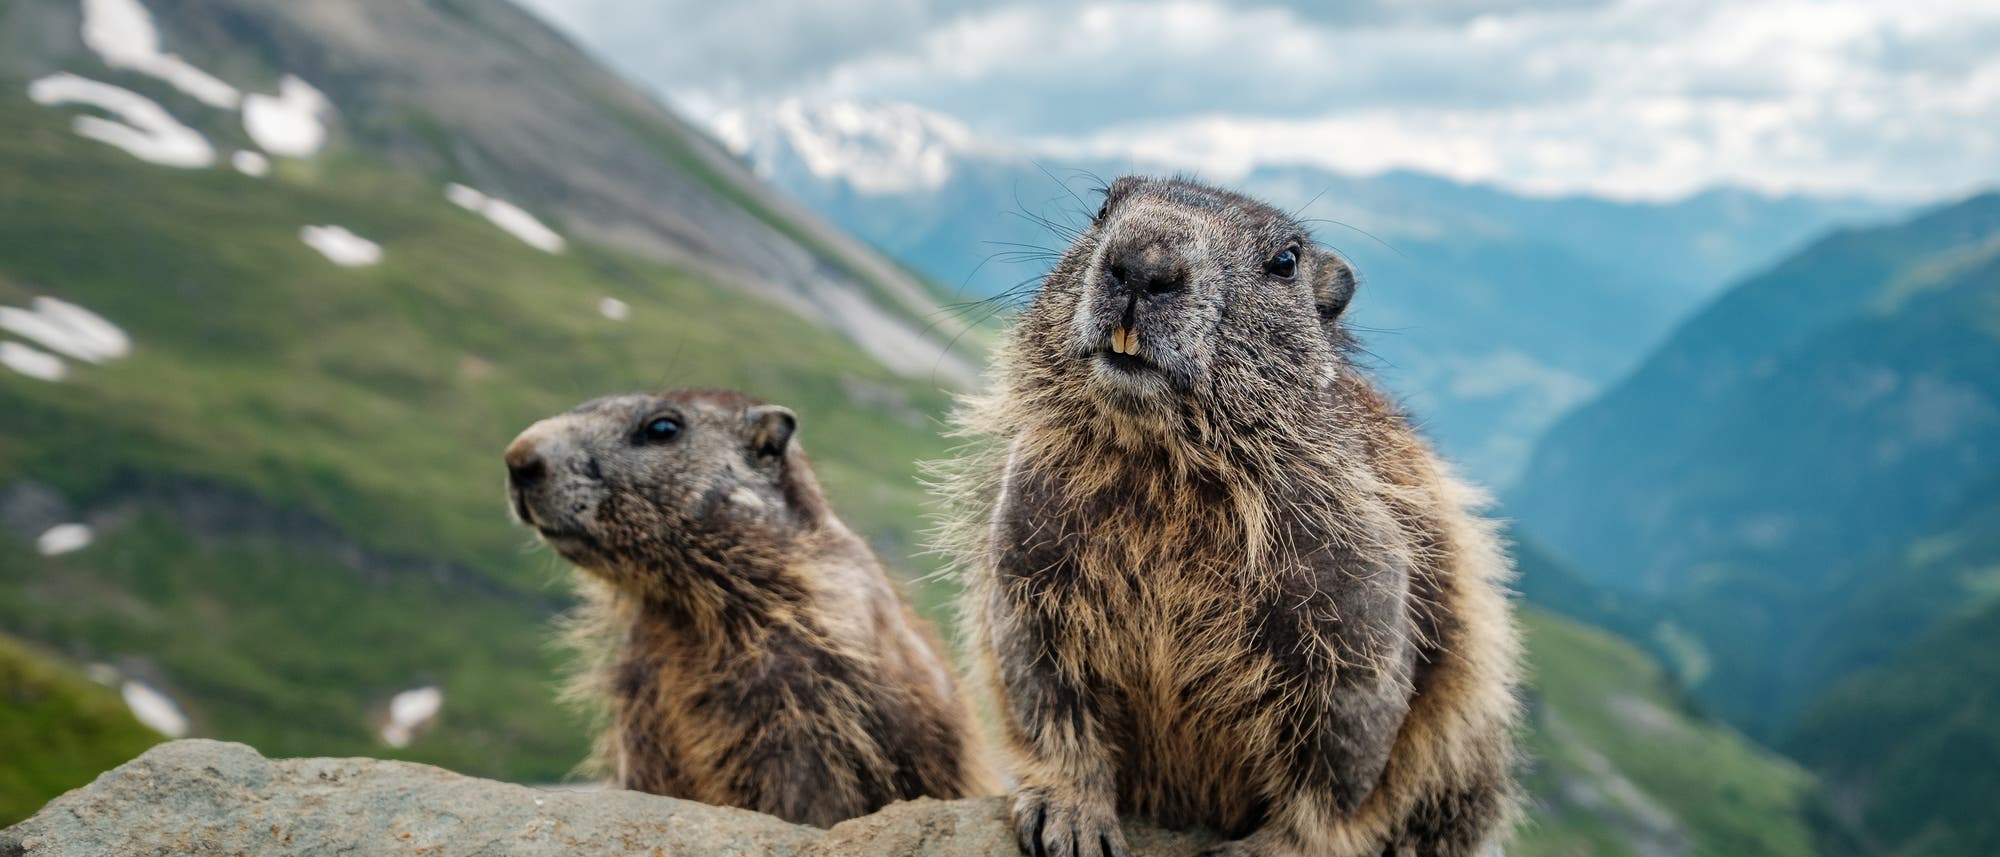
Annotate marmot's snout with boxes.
[504,436,547,491]
[503,416,605,549]
[1072,208,1216,399]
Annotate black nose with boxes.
[505,446,546,489]
[1108,244,1185,297]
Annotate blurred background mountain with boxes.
[3,1,1997,855]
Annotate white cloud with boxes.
[568,0,2000,201]
[826,0,2000,199]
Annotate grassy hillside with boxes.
[0,634,163,825]
[1515,610,1832,857]
[0,87,961,786]
[1787,600,2000,857]
[1515,526,1838,856]
[1783,498,2000,857]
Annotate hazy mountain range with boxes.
[713,97,1903,484]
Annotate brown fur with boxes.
[932,178,1522,856]
[508,389,999,827]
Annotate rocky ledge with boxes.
[1,740,1216,856]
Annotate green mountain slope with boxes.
[1509,193,2000,854]
[1509,537,1840,857]
[1787,603,2000,857]
[0,634,164,825]
[1782,497,2000,857]
[0,20,963,786]
[1513,192,2000,598]
[1514,609,1835,857]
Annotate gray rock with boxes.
[2,740,1218,856]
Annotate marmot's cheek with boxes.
[1066,294,1114,356]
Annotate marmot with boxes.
[934,177,1522,856]
[505,388,997,827]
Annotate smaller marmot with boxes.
[505,388,997,827]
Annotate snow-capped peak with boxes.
[713,99,981,196]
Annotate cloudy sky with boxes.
[519,0,2000,201]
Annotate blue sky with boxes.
[520,0,2000,201]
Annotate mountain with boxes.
[1513,192,2000,595]
[715,98,1899,485]
[1509,193,2000,854]
[1787,592,2000,857]
[1513,608,1841,857]
[0,0,975,386]
[0,2,1860,852]
[1509,192,2000,726]
[0,0,975,794]
[1499,532,1833,856]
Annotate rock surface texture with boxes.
[1,740,1215,856]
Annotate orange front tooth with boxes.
[1112,326,1138,355]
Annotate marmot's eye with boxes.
[639,417,681,444]
[1094,202,1110,222]
[1265,248,1299,280]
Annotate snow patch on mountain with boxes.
[244,76,333,158]
[231,150,270,176]
[12,297,132,363]
[380,686,443,748]
[0,296,131,381]
[121,680,189,737]
[81,0,241,109]
[1,342,67,382]
[445,184,566,253]
[28,73,215,168]
[716,99,979,195]
[36,523,95,556]
[300,225,383,267]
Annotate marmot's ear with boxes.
[1313,252,1358,322]
[746,405,797,459]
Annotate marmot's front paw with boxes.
[1012,786,1131,857]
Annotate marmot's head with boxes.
[504,389,822,591]
[1011,176,1359,427]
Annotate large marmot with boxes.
[935,177,1522,856]
[506,388,997,827]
